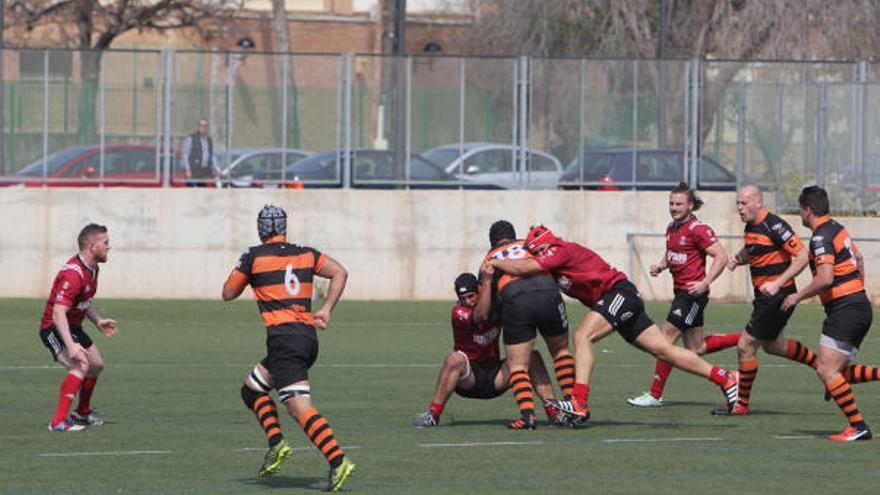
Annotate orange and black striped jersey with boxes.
[808,216,864,304]
[484,239,557,301]
[744,209,803,293]
[225,235,326,335]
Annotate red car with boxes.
[1,144,185,187]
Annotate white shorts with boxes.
[820,334,859,361]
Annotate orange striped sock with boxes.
[298,407,345,468]
[251,394,284,447]
[785,339,817,369]
[509,369,535,417]
[553,352,576,398]
[844,364,880,383]
[737,357,758,408]
[826,375,867,428]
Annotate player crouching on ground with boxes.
[222,204,355,491]
[415,271,564,427]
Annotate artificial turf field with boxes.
[2,298,880,495]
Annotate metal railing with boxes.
[0,48,877,212]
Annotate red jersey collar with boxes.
[672,214,696,231]
[76,254,97,276]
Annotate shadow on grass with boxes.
[239,475,324,490]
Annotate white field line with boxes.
[773,435,819,440]
[39,450,171,457]
[238,446,362,452]
[0,362,806,371]
[601,437,722,444]
[420,441,543,448]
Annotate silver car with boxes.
[421,142,563,190]
[218,148,311,188]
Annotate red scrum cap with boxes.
[525,225,563,252]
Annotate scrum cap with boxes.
[454,272,479,296]
[257,204,287,240]
[524,225,563,252]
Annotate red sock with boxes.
[704,333,741,353]
[707,366,729,386]
[572,382,590,405]
[649,360,673,399]
[429,401,444,419]
[544,403,558,420]
[76,377,98,415]
[53,373,83,425]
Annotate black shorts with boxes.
[594,280,654,343]
[456,359,506,399]
[40,324,93,361]
[666,290,709,331]
[745,288,795,340]
[261,330,319,389]
[822,292,874,348]
[501,290,569,346]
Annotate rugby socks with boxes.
[736,357,758,409]
[826,375,867,429]
[844,364,880,383]
[241,386,284,448]
[649,360,673,399]
[509,369,535,417]
[52,373,83,426]
[75,377,98,416]
[429,401,444,420]
[298,408,345,468]
[552,352,576,398]
[785,339,817,369]
[572,382,590,407]
[705,333,741,353]
[707,366,730,386]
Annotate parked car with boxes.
[421,143,564,190]
[1,144,183,187]
[556,149,737,191]
[217,148,311,188]
[273,149,504,189]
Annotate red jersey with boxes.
[40,255,99,330]
[665,216,718,290]
[533,241,626,307]
[451,304,501,363]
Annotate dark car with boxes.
[1,144,183,187]
[217,148,311,188]
[557,149,737,191]
[271,149,504,189]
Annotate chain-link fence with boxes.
[0,48,877,212]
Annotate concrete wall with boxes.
[2,188,878,304]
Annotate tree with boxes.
[9,0,243,141]
[465,0,880,150]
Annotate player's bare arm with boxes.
[86,306,117,337]
[490,257,544,277]
[53,303,84,357]
[781,262,833,311]
[314,255,348,329]
[760,246,808,297]
[649,255,667,277]
[727,247,747,271]
[222,269,249,301]
[473,262,494,322]
[688,242,728,295]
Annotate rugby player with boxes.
[414,271,563,427]
[717,185,819,416]
[628,183,740,407]
[40,223,117,432]
[222,204,355,491]
[781,186,880,441]
[490,225,740,425]
[483,220,575,429]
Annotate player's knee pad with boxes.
[246,366,272,394]
[240,384,267,409]
[278,384,310,404]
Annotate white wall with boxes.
[2,188,878,304]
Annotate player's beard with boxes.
[94,251,108,263]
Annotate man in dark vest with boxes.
[182,119,219,187]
